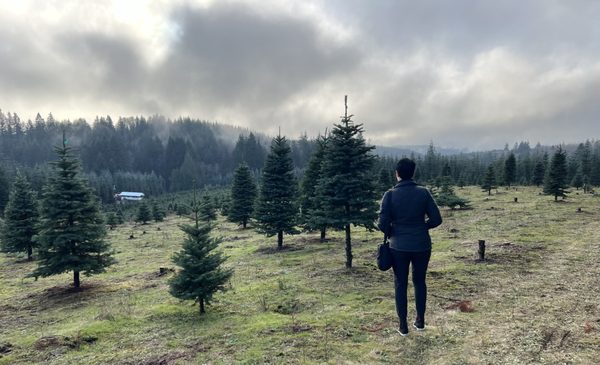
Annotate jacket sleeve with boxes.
[425,190,442,229]
[377,190,392,234]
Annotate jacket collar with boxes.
[394,179,417,188]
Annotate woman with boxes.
[378,158,442,336]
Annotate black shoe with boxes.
[397,321,409,336]
[413,317,425,331]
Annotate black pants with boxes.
[390,249,431,322]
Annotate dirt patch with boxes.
[124,351,188,365]
[34,334,97,351]
[256,244,304,254]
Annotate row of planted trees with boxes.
[229,98,378,268]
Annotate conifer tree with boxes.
[316,96,378,268]
[228,163,257,228]
[377,167,394,193]
[32,136,114,288]
[299,135,329,241]
[105,212,118,230]
[199,193,216,221]
[0,167,9,215]
[169,190,232,314]
[544,146,569,201]
[571,166,583,190]
[136,201,152,224]
[254,134,298,249]
[504,153,517,187]
[481,165,497,196]
[152,200,165,222]
[1,171,39,260]
[532,160,545,187]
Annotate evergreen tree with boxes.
[254,135,299,249]
[532,160,545,187]
[481,165,497,196]
[316,97,378,268]
[32,137,114,288]
[299,135,329,241]
[136,201,152,224]
[228,163,257,228]
[105,212,118,230]
[571,167,583,190]
[1,171,39,260]
[543,146,569,201]
[199,193,217,221]
[377,167,394,193]
[169,191,233,314]
[0,167,9,215]
[435,179,470,209]
[152,200,166,222]
[504,153,517,187]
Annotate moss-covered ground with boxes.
[1,186,599,364]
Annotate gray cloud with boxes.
[1,1,600,149]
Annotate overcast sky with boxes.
[1,0,600,149]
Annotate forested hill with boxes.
[1,110,600,204]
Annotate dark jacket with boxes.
[377,179,442,252]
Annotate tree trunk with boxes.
[199,297,205,314]
[277,230,283,249]
[242,218,247,229]
[74,271,80,288]
[555,195,558,201]
[488,189,491,196]
[478,240,486,261]
[27,246,33,261]
[320,227,326,242]
[345,224,352,268]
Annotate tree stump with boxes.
[577,207,582,213]
[514,197,518,203]
[478,240,486,261]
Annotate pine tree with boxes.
[0,167,9,215]
[299,135,328,241]
[32,136,114,288]
[136,201,152,224]
[105,212,118,230]
[544,146,569,201]
[228,163,257,228]
[316,96,378,268]
[571,166,584,190]
[254,134,299,249]
[169,190,233,314]
[532,160,545,187]
[377,167,393,193]
[1,171,39,260]
[436,178,470,209]
[481,165,497,195]
[199,194,216,221]
[504,153,517,187]
[152,201,165,222]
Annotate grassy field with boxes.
[1,186,599,364]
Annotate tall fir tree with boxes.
[32,135,114,288]
[504,153,517,187]
[169,190,232,314]
[543,146,569,201]
[299,135,329,241]
[199,193,217,221]
[136,201,152,224]
[532,160,545,187]
[571,166,583,190]
[1,171,39,260]
[254,134,299,249]
[481,165,497,196]
[228,163,257,228]
[152,200,166,222]
[316,96,378,268]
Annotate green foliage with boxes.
[532,160,545,186]
[255,135,299,248]
[571,167,583,190]
[199,194,217,221]
[481,165,497,195]
[0,167,9,215]
[377,167,395,193]
[32,140,115,287]
[169,196,233,314]
[299,136,328,236]
[105,212,119,230]
[436,178,470,210]
[151,200,166,222]
[136,201,152,224]
[228,163,257,228]
[544,146,569,201]
[1,171,39,260]
[316,102,378,268]
[504,153,517,187]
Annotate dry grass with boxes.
[0,186,599,364]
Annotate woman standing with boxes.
[378,158,442,336]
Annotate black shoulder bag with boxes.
[377,190,393,271]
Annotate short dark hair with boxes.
[396,158,416,180]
